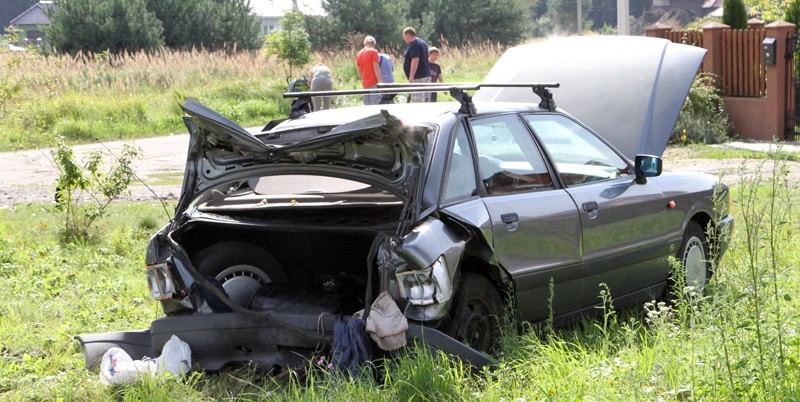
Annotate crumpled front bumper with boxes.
[76,312,493,372]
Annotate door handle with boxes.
[582,201,599,212]
[501,213,519,224]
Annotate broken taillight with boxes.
[146,262,175,300]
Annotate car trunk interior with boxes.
[178,219,396,316]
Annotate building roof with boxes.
[9,1,54,26]
[1,0,38,33]
[701,0,723,8]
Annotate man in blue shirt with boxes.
[402,27,431,102]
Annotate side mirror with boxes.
[634,154,662,184]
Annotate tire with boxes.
[193,242,287,307]
[671,221,711,297]
[446,273,504,355]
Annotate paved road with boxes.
[1,137,798,208]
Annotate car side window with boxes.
[524,114,632,187]
[442,123,478,203]
[470,114,554,195]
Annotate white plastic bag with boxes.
[98,335,191,386]
[99,347,156,386]
[155,335,192,376]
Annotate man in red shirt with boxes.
[356,35,383,105]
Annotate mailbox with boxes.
[763,38,776,65]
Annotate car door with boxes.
[524,113,675,306]
[467,114,584,322]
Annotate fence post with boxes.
[764,21,795,140]
[700,22,729,77]
[748,18,764,29]
[644,23,672,39]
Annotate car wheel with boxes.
[193,242,287,307]
[675,221,711,295]
[446,273,504,354]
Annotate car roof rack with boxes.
[282,82,560,118]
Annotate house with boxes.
[8,0,55,46]
[1,0,38,35]
[249,0,325,37]
[650,0,725,17]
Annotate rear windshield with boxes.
[196,174,402,211]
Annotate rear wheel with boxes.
[193,242,287,307]
[446,273,504,355]
[670,221,711,298]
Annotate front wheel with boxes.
[671,221,711,298]
[445,273,504,355]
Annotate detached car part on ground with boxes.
[76,36,734,374]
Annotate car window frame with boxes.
[522,112,634,188]
[439,120,480,206]
[465,112,559,197]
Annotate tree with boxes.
[265,11,313,80]
[434,0,530,46]
[746,0,783,23]
[46,0,163,55]
[723,0,748,29]
[542,0,592,35]
[785,0,800,25]
[144,0,261,51]
[307,0,529,50]
[312,0,410,50]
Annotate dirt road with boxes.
[1,136,798,208]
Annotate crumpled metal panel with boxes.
[474,36,706,160]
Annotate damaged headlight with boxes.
[394,256,452,306]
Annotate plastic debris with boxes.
[99,335,191,386]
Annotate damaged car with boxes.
[77,36,734,373]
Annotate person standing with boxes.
[402,27,431,102]
[356,35,382,105]
[378,53,395,84]
[309,63,333,111]
[428,47,444,102]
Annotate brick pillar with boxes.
[645,23,672,39]
[748,18,764,29]
[700,22,729,77]
[764,21,795,141]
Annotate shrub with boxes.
[722,0,748,29]
[52,138,141,241]
[672,73,733,145]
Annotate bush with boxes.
[672,73,733,145]
[52,138,141,241]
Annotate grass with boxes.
[0,151,799,400]
[0,44,499,152]
[668,143,800,162]
[2,44,800,400]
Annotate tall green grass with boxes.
[0,44,502,152]
[0,149,798,400]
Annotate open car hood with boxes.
[474,36,706,160]
[177,99,425,208]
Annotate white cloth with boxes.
[365,291,408,351]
